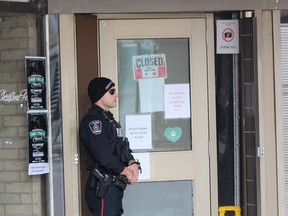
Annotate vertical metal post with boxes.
[232,12,240,207]
[233,53,240,206]
[45,14,55,216]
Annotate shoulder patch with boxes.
[89,120,102,135]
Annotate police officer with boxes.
[79,77,140,216]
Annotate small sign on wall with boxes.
[28,113,49,175]
[216,20,239,54]
[26,56,47,110]
[25,56,49,175]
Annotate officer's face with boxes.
[97,87,118,110]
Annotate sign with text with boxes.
[132,153,150,180]
[125,114,152,150]
[0,89,27,102]
[28,113,49,175]
[133,54,167,80]
[26,56,47,110]
[216,20,239,54]
[164,84,191,119]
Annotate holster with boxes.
[95,177,112,198]
[89,169,128,197]
[89,169,112,198]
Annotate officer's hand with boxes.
[120,167,133,181]
[128,164,139,184]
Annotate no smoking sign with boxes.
[217,20,239,54]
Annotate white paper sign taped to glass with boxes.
[125,114,152,150]
[28,114,49,175]
[26,56,47,110]
[164,84,191,119]
[133,54,167,80]
[132,152,150,180]
[216,20,239,54]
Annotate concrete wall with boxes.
[0,13,44,216]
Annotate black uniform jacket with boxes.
[79,104,129,175]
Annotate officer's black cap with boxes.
[88,77,115,104]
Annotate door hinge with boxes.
[74,153,79,164]
[257,147,264,157]
[208,140,211,156]
[205,29,208,45]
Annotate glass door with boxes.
[99,18,214,215]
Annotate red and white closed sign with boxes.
[133,54,167,80]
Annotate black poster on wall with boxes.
[28,113,49,175]
[25,57,47,110]
[25,56,49,175]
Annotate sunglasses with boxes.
[108,88,116,95]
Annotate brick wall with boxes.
[0,13,44,216]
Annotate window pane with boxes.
[123,180,193,216]
[117,38,192,152]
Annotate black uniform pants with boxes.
[85,178,124,216]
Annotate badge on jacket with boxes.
[89,120,102,135]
